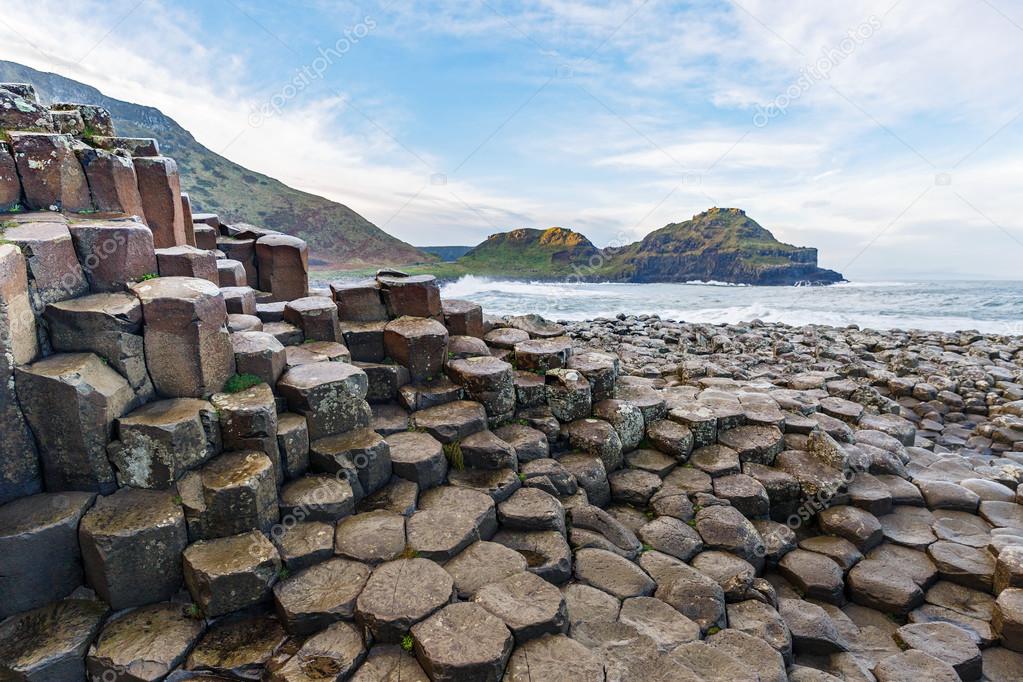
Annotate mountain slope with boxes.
[611,208,843,285]
[0,60,431,267]
[456,227,603,277]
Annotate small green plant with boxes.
[641,543,653,553]
[137,272,159,281]
[686,519,697,527]
[172,495,183,505]
[443,440,464,471]
[224,373,264,393]
[644,510,655,520]
[277,567,290,580]
[401,633,414,652]
[706,626,720,636]
[515,418,529,426]
[400,545,419,560]
[518,472,527,482]
[692,504,703,513]
[183,603,203,619]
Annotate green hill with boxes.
[427,208,843,285]
[0,60,432,268]
[456,227,603,278]
[611,208,843,285]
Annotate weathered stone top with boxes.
[0,491,94,536]
[80,488,183,535]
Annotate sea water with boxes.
[437,276,1023,334]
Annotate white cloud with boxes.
[1,0,1020,278]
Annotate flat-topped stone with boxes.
[355,557,454,642]
[79,487,187,609]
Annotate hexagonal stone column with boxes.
[0,83,53,129]
[342,320,387,361]
[384,316,448,382]
[68,219,158,292]
[222,285,257,315]
[0,598,107,681]
[447,356,514,419]
[409,400,487,446]
[272,557,371,635]
[16,352,133,492]
[0,491,95,619]
[217,258,247,287]
[231,330,286,386]
[8,132,91,211]
[132,276,235,398]
[277,412,310,480]
[568,350,619,402]
[472,570,568,642]
[442,299,484,337]
[0,142,20,211]
[53,102,115,134]
[156,245,218,282]
[212,383,282,483]
[515,338,573,373]
[217,236,258,283]
[408,486,498,560]
[109,398,221,489]
[277,361,370,440]
[183,530,281,617]
[44,291,155,403]
[2,219,89,319]
[79,487,188,609]
[178,450,278,541]
[0,243,41,503]
[271,621,367,680]
[134,156,187,247]
[546,368,592,422]
[378,274,442,318]
[183,611,288,677]
[331,278,388,321]
[85,602,204,681]
[75,145,146,217]
[412,602,513,681]
[255,234,309,302]
[386,430,448,490]
[309,427,392,499]
[356,558,455,642]
[91,135,160,156]
[284,295,341,342]
[280,474,356,522]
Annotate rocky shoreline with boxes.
[1,83,1022,682]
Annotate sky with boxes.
[2,0,1023,279]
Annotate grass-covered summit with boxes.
[455,227,604,277]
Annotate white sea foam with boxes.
[438,276,1022,334]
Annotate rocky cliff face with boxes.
[0,60,432,268]
[611,208,844,285]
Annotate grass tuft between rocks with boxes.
[443,440,464,471]
[401,633,415,652]
[224,373,265,394]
